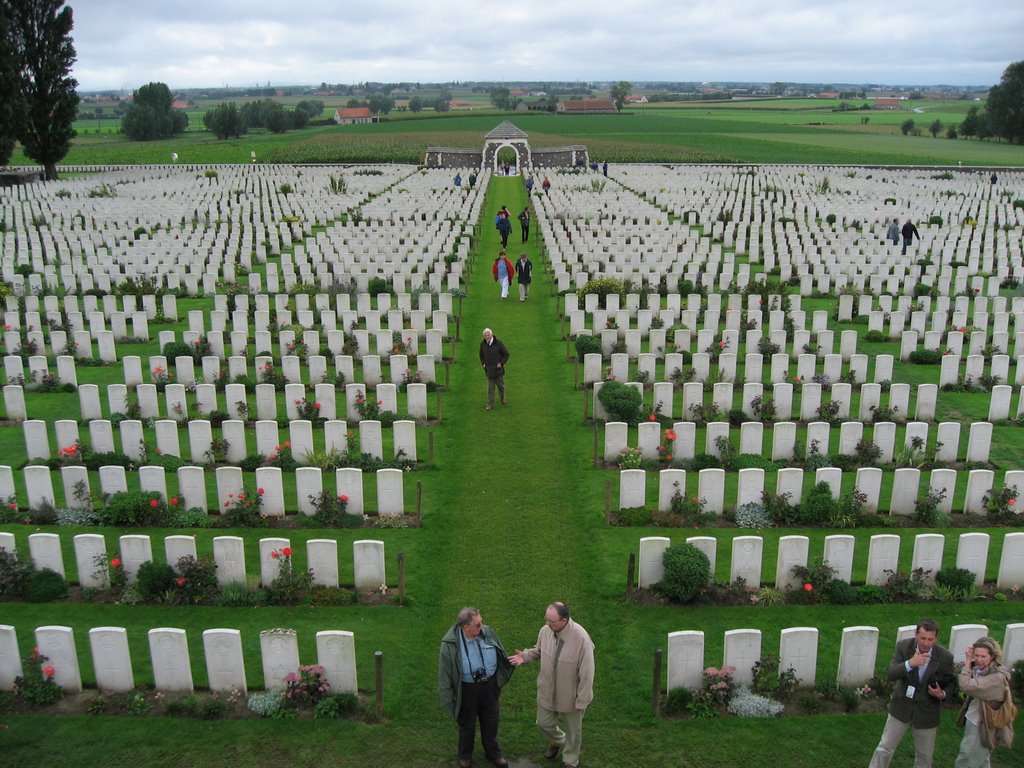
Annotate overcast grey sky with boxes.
[67,0,1022,91]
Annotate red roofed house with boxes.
[557,99,618,114]
[873,98,902,110]
[334,107,374,125]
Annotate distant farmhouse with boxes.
[873,98,903,110]
[626,94,648,104]
[557,98,618,114]
[333,107,375,125]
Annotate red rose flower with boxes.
[271,550,279,559]
[340,494,349,502]
[258,488,265,495]
[111,558,121,568]
[43,666,55,677]
[150,499,159,507]
[803,583,813,592]
[170,497,179,506]
[176,577,185,586]
[282,547,292,557]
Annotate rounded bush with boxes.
[23,568,69,602]
[598,381,643,423]
[136,561,177,602]
[799,482,838,525]
[574,334,602,358]
[161,341,193,361]
[656,543,711,603]
[576,277,624,305]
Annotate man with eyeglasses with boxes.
[509,602,595,768]
[439,607,514,768]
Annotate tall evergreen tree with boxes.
[5,0,79,179]
[0,4,22,165]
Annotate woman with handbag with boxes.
[955,636,1014,767]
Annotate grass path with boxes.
[428,176,596,626]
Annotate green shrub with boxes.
[574,334,602,358]
[136,561,177,602]
[97,491,168,527]
[598,380,643,423]
[928,215,943,226]
[908,349,944,365]
[864,330,885,343]
[799,482,838,525]
[161,341,194,361]
[23,568,69,602]
[174,556,219,603]
[0,550,34,596]
[935,567,975,596]
[366,277,390,295]
[576,277,624,305]
[820,578,859,605]
[664,687,694,715]
[616,506,652,526]
[656,544,711,603]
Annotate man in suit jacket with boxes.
[869,619,955,768]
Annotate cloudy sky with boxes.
[67,0,1021,91]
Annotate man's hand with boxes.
[909,649,931,668]
[927,682,945,699]
[508,652,525,666]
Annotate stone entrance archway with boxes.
[424,122,587,170]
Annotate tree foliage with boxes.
[203,102,245,139]
[928,119,943,138]
[122,82,187,141]
[0,4,21,165]
[900,119,915,136]
[985,59,1024,144]
[609,80,631,111]
[408,96,423,113]
[490,86,511,110]
[294,99,324,120]
[959,105,983,139]
[5,0,80,179]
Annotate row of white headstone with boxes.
[667,622,1024,692]
[0,531,387,591]
[620,465,1014,517]
[9,464,406,517]
[637,531,1024,591]
[0,624,358,697]
[21,414,420,464]
[608,419,992,464]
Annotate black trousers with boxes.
[457,677,502,761]
[520,225,529,242]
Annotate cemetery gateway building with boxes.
[424,121,589,171]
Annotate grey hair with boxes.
[482,328,492,336]
[457,607,480,626]
[549,601,570,620]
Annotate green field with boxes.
[13,98,1023,168]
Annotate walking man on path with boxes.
[479,328,510,410]
[901,219,921,256]
[509,602,595,768]
[868,618,955,768]
[515,253,533,302]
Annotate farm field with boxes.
[1,150,1023,768]
[10,99,1023,168]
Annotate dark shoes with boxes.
[459,760,472,768]
[545,743,561,759]
[493,760,509,768]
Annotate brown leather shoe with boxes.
[545,743,561,759]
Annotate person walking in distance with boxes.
[492,250,514,300]
[496,208,512,249]
[887,218,900,246]
[868,618,955,768]
[517,207,531,243]
[438,607,514,768]
[479,328,509,410]
[509,602,595,768]
[515,253,533,302]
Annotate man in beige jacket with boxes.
[509,602,595,768]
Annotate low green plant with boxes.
[934,567,977,601]
[599,381,643,423]
[23,568,69,602]
[14,649,64,706]
[136,561,177,602]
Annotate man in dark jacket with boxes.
[901,219,921,256]
[479,328,510,410]
[868,619,955,768]
[515,253,533,302]
[439,607,514,768]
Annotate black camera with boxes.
[472,668,487,682]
